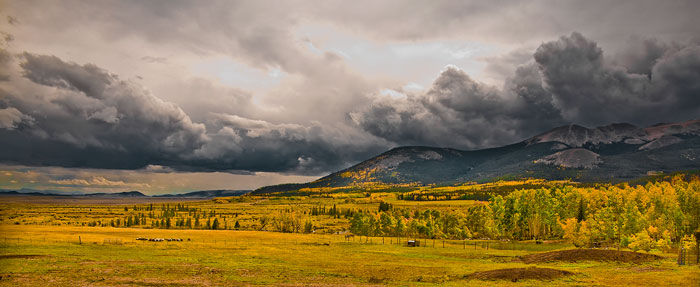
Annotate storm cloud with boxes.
[0,50,387,173]
[0,0,699,182]
[350,33,700,150]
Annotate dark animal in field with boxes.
[344,234,354,240]
[135,237,147,241]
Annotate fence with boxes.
[1,233,697,263]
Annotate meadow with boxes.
[0,176,699,286]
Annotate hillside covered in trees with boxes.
[338,175,699,251]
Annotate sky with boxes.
[0,0,699,194]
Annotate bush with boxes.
[629,230,655,252]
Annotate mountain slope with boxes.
[254,119,700,194]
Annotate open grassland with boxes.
[0,192,482,234]
[0,176,698,285]
[0,225,698,286]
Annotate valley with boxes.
[1,174,698,286]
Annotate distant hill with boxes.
[153,190,250,198]
[254,119,700,194]
[82,191,147,197]
[0,188,82,196]
[0,189,250,198]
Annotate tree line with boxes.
[343,175,700,251]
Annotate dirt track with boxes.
[520,249,662,264]
[465,267,574,281]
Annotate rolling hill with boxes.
[254,119,700,194]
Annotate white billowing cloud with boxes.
[0,164,317,194]
[0,107,33,129]
[49,176,149,188]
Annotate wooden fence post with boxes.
[678,247,686,266]
[695,231,700,264]
[78,236,82,245]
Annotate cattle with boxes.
[135,237,147,241]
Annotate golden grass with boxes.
[0,223,697,286]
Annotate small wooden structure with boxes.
[407,240,420,247]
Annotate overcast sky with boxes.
[1,0,699,194]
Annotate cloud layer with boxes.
[0,8,699,175]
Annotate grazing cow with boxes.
[344,234,354,241]
[135,237,147,241]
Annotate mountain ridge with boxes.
[254,119,700,194]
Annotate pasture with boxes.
[0,194,698,286]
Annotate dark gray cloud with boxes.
[0,50,387,174]
[0,52,208,168]
[535,32,700,126]
[351,33,700,150]
[349,64,565,149]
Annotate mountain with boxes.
[153,189,250,198]
[254,119,700,194]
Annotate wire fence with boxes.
[1,233,697,266]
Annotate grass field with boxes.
[0,195,698,286]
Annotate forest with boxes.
[343,175,699,252]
